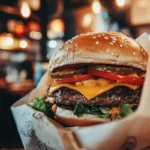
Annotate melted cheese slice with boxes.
[49,79,140,100]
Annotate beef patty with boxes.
[50,86,142,107]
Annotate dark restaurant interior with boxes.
[0,0,150,149]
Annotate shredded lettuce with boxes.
[30,97,54,118]
[73,101,110,118]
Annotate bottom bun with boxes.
[54,106,110,126]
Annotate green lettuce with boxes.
[30,97,54,118]
[73,102,138,120]
[116,104,137,120]
[30,98,137,121]
[73,101,110,118]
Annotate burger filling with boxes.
[47,64,145,120]
[51,86,141,106]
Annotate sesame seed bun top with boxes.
[49,32,148,72]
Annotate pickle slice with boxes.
[89,65,141,75]
[51,68,86,78]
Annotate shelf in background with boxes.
[0,4,40,22]
[0,48,36,54]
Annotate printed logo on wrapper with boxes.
[119,136,137,150]
[19,121,35,137]
[38,141,49,150]
[33,112,44,119]
[38,140,55,150]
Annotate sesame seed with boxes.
[111,36,117,41]
[75,44,78,47]
[133,52,136,56]
[112,40,116,43]
[106,49,110,53]
[104,36,108,40]
[111,52,114,56]
[66,47,69,51]
[115,53,119,57]
[120,44,123,48]
[75,35,78,38]
[123,38,130,43]
[102,33,105,36]
[143,52,145,56]
[86,33,90,36]
[95,41,99,44]
[92,36,97,39]
[98,35,101,37]
[110,42,114,45]
[141,48,143,52]
[66,40,70,43]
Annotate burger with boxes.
[38,32,148,126]
[46,32,148,126]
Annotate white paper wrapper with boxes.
[11,33,150,150]
[12,102,81,150]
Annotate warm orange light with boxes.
[48,19,65,32]
[20,40,28,48]
[0,34,15,49]
[14,24,25,36]
[92,0,101,14]
[82,14,92,27]
[116,0,126,7]
[28,0,40,11]
[5,37,14,46]
[28,21,40,31]
[7,20,16,32]
[20,1,31,18]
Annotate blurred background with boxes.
[0,0,150,149]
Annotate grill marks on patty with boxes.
[50,87,142,107]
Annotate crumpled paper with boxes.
[11,33,150,150]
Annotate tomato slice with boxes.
[88,69,144,85]
[55,74,93,84]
